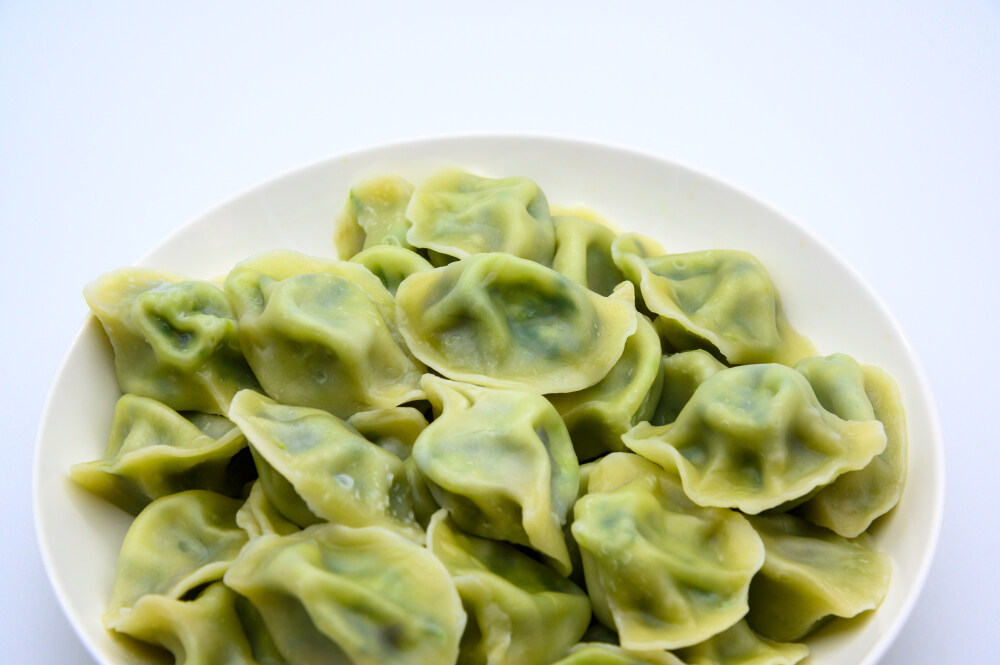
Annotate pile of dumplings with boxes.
[72,168,907,665]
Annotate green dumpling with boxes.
[414,375,579,574]
[70,394,250,515]
[107,583,260,665]
[228,389,423,540]
[611,233,815,365]
[224,523,467,665]
[572,453,765,650]
[548,313,664,461]
[396,252,638,394]
[405,168,555,264]
[224,250,425,418]
[794,355,908,537]
[623,364,888,514]
[84,268,260,414]
[334,174,417,258]
[103,490,248,628]
[427,510,591,665]
[745,514,893,642]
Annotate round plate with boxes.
[34,134,944,665]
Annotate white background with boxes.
[2,2,997,663]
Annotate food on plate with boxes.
[72,167,907,664]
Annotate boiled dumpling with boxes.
[623,364,887,514]
[104,490,248,627]
[70,394,250,514]
[572,453,765,650]
[84,268,260,414]
[794,355,908,537]
[611,233,814,365]
[550,643,686,665]
[427,510,591,665]
[650,350,727,426]
[745,513,893,642]
[334,174,417,257]
[349,244,433,295]
[228,389,423,540]
[406,168,555,264]
[224,523,466,665]
[673,620,809,665]
[413,375,579,574]
[396,252,638,394]
[224,250,424,418]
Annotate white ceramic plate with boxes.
[34,134,944,665]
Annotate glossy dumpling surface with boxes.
[572,453,765,650]
[396,252,638,394]
[427,510,591,665]
[349,244,433,295]
[70,394,250,514]
[414,375,579,574]
[612,233,814,365]
[794,355,908,537]
[224,523,466,665]
[650,350,727,426]
[623,364,888,513]
[224,250,425,418]
[228,389,422,539]
[405,168,555,264]
[84,268,260,414]
[745,514,893,642]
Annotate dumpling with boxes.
[349,244,433,295]
[794,355,908,537]
[611,233,815,365]
[623,364,887,514]
[550,643,685,665]
[107,583,260,665]
[650,350,727,426]
[223,523,466,665]
[334,174,417,258]
[227,389,422,540]
[427,510,591,665]
[70,394,251,514]
[84,268,260,414]
[745,514,893,642]
[548,313,664,461]
[413,375,579,574]
[396,252,638,394]
[572,453,764,650]
[405,168,555,264]
[224,250,425,418]
[673,620,809,665]
[104,490,248,627]
[551,214,626,296]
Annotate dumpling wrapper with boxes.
[224,523,466,665]
[414,375,579,574]
[611,233,814,365]
[427,510,591,665]
[746,513,893,642]
[84,268,260,414]
[334,174,417,258]
[572,453,765,650]
[623,363,888,514]
[405,168,555,264]
[396,252,638,394]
